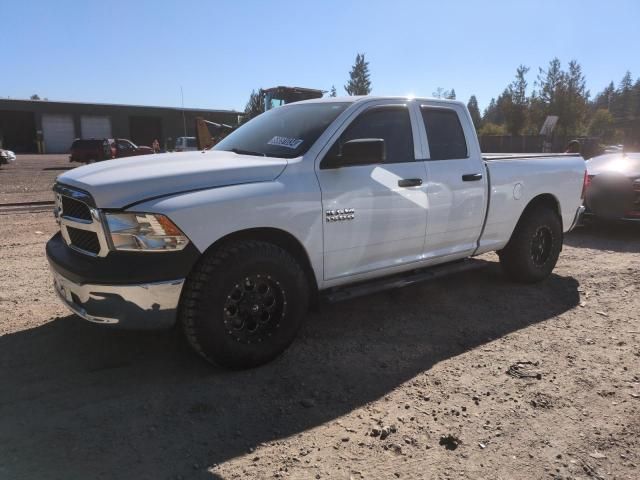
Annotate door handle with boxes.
[462,173,483,182]
[397,178,423,187]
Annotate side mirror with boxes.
[323,138,386,169]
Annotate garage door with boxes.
[42,114,75,153]
[81,115,112,139]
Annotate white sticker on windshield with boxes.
[267,136,303,149]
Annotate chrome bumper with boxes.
[568,205,586,232]
[51,267,184,330]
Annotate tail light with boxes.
[581,170,590,199]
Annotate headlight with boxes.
[105,213,189,252]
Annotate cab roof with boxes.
[292,95,466,108]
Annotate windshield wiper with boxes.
[229,148,266,157]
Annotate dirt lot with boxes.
[1,155,638,480]
[0,155,72,204]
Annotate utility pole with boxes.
[181,86,187,137]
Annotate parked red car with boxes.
[69,138,154,163]
[113,138,154,158]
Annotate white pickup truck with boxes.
[47,96,587,368]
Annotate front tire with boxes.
[499,207,562,283]
[179,240,309,369]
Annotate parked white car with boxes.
[0,149,16,166]
[47,96,586,368]
[174,136,198,152]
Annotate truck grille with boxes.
[54,184,109,257]
[67,227,101,254]
[61,196,92,221]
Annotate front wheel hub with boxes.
[222,274,286,344]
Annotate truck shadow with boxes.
[566,221,640,253]
[0,262,579,480]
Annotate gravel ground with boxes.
[0,156,638,480]
[0,154,73,204]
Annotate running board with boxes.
[321,258,489,304]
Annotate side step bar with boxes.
[321,258,489,304]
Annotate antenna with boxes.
[180,86,187,137]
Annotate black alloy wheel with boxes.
[498,207,562,283]
[180,240,309,369]
[530,226,553,266]
[223,274,287,345]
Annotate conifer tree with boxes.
[344,53,372,96]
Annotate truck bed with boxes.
[476,152,586,256]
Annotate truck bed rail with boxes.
[483,153,582,161]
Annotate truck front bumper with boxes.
[46,231,200,329]
[50,267,184,329]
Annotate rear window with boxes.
[186,138,197,148]
[420,108,468,160]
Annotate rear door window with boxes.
[420,108,468,160]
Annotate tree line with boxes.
[471,59,640,144]
[243,55,640,146]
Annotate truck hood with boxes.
[57,150,288,208]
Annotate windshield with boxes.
[214,102,350,158]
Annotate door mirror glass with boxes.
[326,138,385,168]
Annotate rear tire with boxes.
[179,240,309,369]
[499,207,562,283]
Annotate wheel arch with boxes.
[522,193,562,227]
[503,193,563,249]
[201,227,319,297]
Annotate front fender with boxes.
[132,178,324,286]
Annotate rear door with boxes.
[316,101,428,281]
[416,103,487,259]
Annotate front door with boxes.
[316,103,428,281]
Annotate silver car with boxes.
[584,152,640,221]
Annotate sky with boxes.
[3,0,639,113]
